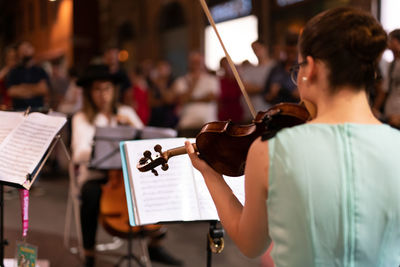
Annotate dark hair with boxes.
[82,81,119,123]
[389,29,400,42]
[285,32,299,47]
[252,39,266,47]
[299,7,387,93]
[79,64,120,123]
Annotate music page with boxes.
[0,111,24,144]
[0,112,66,186]
[124,138,202,225]
[192,170,245,220]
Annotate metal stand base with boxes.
[206,221,224,267]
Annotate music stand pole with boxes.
[206,221,224,267]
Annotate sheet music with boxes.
[0,112,66,185]
[192,169,219,220]
[124,138,201,225]
[193,170,245,220]
[0,111,24,144]
[123,138,246,225]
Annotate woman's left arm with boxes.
[185,137,271,258]
[117,105,144,128]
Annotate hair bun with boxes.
[347,21,387,63]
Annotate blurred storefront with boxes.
[0,0,383,71]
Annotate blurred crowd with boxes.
[1,29,399,135]
[1,28,399,267]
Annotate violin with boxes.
[99,169,161,237]
[137,102,310,177]
[137,0,313,177]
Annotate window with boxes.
[205,15,258,71]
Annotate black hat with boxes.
[77,64,119,88]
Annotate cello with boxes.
[99,170,162,238]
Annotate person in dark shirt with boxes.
[7,41,49,111]
[264,33,300,104]
[103,46,131,103]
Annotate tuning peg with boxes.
[143,150,152,160]
[139,157,148,165]
[161,163,169,171]
[154,144,162,154]
[151,169,159,176]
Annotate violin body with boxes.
[196,121,264,176]
[196,103,310,176]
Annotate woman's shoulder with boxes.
[72,111,87,122]
[271,123,400,146]
[117,105,144,128]
[117,105,135,113]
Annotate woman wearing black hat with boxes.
[71,65,182,267]
[72,64,143,267]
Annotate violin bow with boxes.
[198,0,256,119]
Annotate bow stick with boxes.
[198,0,256,119]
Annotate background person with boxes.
[7,41,49,111]
[172,51,219,137]
[72,64,182,267]
[381,29,400,128]
[0,46,17,109]
[240,39,276,122]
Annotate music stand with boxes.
[90,126,178,267]
[90,126,179,170]
[90,126,141,170]
[0,135,71,267]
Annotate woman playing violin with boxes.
[186,7,400,266]
[72,64,182,267]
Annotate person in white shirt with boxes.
[173,51,220,137]
[240,40,276,122]
[72,64,182,267]
[383,29,400,128]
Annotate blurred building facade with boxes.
[0,0,378,72]
[0,0,73,66]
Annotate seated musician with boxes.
[71,64,182,267]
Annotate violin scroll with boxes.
[137,144,169,176]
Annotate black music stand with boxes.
[90,126,141,170]
[90,126,178,267]
[90,126,178,170]
[206,221,225,267]
[0,134,71,267]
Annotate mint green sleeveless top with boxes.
[267,123,400,267]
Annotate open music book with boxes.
[120,138,245,226]
[0,111,66,189]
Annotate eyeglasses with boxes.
[290,60,307,85]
